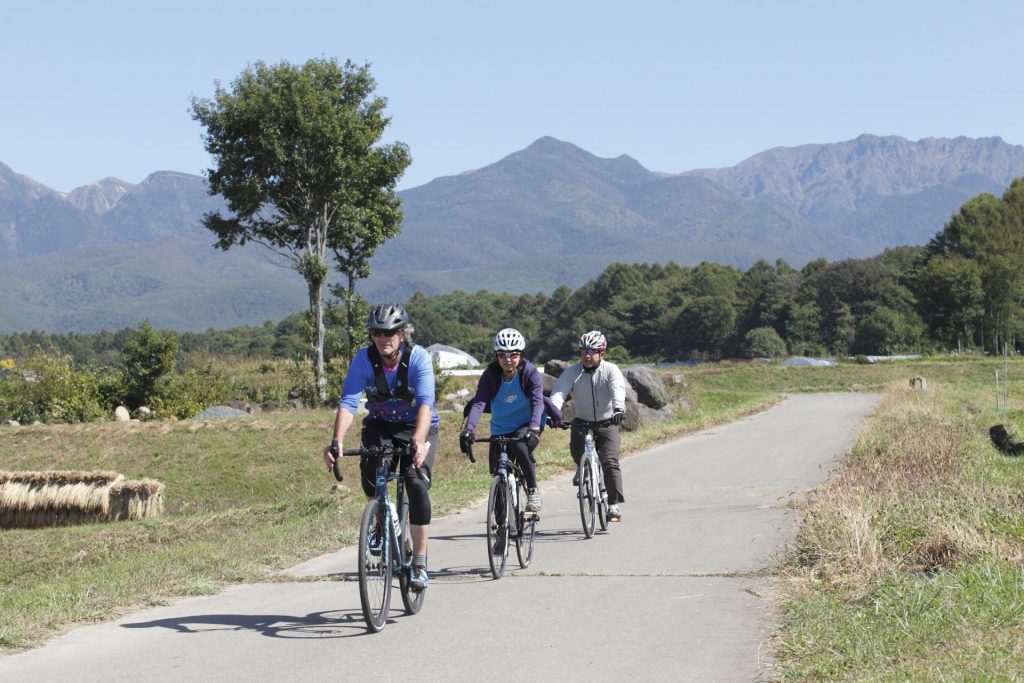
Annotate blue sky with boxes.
[2,1,1022,193]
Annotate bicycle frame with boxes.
[468,435,537,578]
[572,419,610,537]
[341,444,424,631]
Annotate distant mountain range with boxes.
[2,134,1023,333]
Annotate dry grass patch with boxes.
[0,471,164,529]
[776,376,1024,680]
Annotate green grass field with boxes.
[2,356,1023,680]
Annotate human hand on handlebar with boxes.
[412,439,428,467]
[459,429,475,454]
[323,439,340,470]
[610,409,625,426]
[525,428,540,450]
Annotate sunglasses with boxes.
[581,348,603,356]
[496,351,521,360]
[371,329,401,338]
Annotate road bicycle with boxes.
[333,444,424,632]
[568,419,612,538]
[465,435,537,579]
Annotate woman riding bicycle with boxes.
[323,303,439,591]
[460,328,548,512]
[549,331,627,521]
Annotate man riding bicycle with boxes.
[460,328,548,512]
[323,303,439,590]
[549,331,627,521]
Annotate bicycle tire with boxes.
[515,477,535,568]
[398,499,424,615]
[597,466,610,532]
[486,475,509,579]
[358,500,391,632]
[578,458,596,539]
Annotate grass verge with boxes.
[774,361,1024,680]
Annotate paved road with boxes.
[0,393,879,682]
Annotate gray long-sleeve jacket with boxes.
[549,360,626,422]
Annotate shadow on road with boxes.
[119,609,405,639]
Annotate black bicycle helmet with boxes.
[366,303,410,332]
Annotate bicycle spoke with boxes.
[358,501,391,632]
[579,458,596,538]
[486,475,509,579]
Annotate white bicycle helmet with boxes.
[578,330,607,351]
[493,328,526,352]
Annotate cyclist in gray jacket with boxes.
[549,330,627,521]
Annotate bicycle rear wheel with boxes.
[486,475,510,579]
[358,500,391,632]
[578,458,596,539]
[515,477,535,568]
[398,499,425,615]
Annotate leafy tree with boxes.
[924,180,1024,351]
[780,301,823,356]
[734,259,799,352]
[119,321,180,409]
[688,261,742,299]
[672,295,736,360]
[0,353,104,424]
[819,300,855,355]
[191,58,410,403]
[914,254,984,350]
[536,285,580,361]
[742,326,787,359]
[851,307,923,355]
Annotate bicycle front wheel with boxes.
[358,500,392,632]
[398,499,425,615]
[597,467,610,532]
[486,475,510,579]
[515,477,535,568]
[578,458,596,539]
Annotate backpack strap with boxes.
[366,344,414,401]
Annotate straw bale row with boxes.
[0,471,164,529]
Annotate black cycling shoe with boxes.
[492,532,507,555]
[368,528,383,556]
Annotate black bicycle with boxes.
[333,444,424,632]
[465,435,537,579]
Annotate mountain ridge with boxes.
[2,134,1022,333]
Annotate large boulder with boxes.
[623,366,669,409]
[544,359,570,377]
